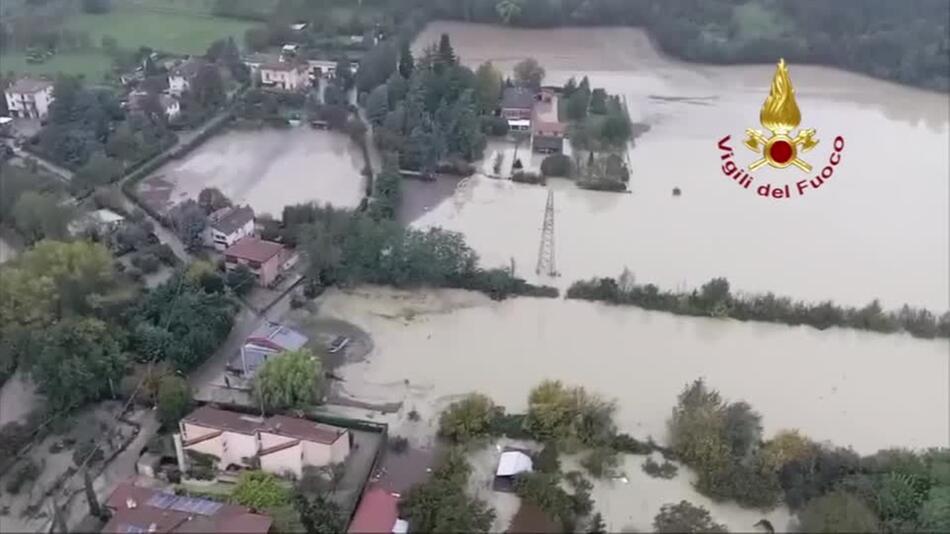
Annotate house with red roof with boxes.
[347,486,408,534]
[223,237,287,287]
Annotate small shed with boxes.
[493,449,533,492]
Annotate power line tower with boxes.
[535,189,557,277]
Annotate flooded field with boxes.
[319,286,946,529]
[138,127,365,217]
[412,22,949,310]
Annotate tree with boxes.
[30,318,127,411]
[335,59,354,91]
[197,187,232,214]
[168,199,207,251]
[496,0,523,24]
[296,493,345,534]
[798,491,879,533]
[653,501,728,533]
[438,393,500,443]
[514,57,545,89]
[918,487,950,532]
[398,39,414,79]
[225,264,256,296]
[11,192,74,243]
[601,112,632,146]
[232,471,291,510]
[366,85,390,125]
[474,61,503,113]
[254,349,323,411]
[81,0,111,13]
[156,375,191,429]
[75,153,123,192]
[192,64,225,109]
[540,154,574,177]
[244,27,270,52]
[399,448,495,533]
[760,430,814,474]
[525,380,617,448]
[589,88,608,114]
[437,33,456,68]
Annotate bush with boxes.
[5,459,40,494]
[511,171,545,185]
[577,178,626,191]
[489,413,531,440]
[389,436,409,454]
[481,115,509,136]
[642,457,678,479]
[540,154,574,177]
[611,433,653,455]
[534,444,560,474]
[438,393,501,443]
[132,252,161,274]
[580,447,621,479]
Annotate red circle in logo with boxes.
[769,140,793,164]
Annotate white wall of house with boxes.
[5,86,54,119]
[261,68,305,91]
[165,100,180,119]
[259,443,303,479]
[181,423,259,469]
[208,219,255,251]
[302,433,350,467]
[168,75,188,96]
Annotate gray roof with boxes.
[533,135,563,151]
[7,78,53,94]
[171,58,207,79]
[210,205,254,235]
[246,321,308,352]
[501,87,535,111]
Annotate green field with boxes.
[0,50,114,82]
[65,6,259,55]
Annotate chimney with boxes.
[172,432,188,474]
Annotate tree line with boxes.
[412,0,950,92]
[567,272,950,340]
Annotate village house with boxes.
[243,52,281,81]
[168,57,207,96]
[178,406,351,479]
[531,88,567,153]
[231,321,309,377]
[501,87,536,131]
[348,486,409,534]
[128,91,180,119]
[260,60,309,91]
[103,481,272,534]
[223,237,287,287]
[4,78,55,119]
[205,204,255,251]
[68,208,126,237]
[307,59,339,79]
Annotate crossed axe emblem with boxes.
[743,128,819,172]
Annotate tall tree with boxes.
[474,61,503,113]
[156,375,192,429]
[11,192,74,243]
[798,491,880,533]
[232,471,291,509]
[365,84,390,125]
[513,57,545,88]
[398,39,414,79]
[437,33,457,68]
[253,349,323,411]
[653,501,728,533]
[399,448,495,532]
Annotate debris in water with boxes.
[673,187,682,196]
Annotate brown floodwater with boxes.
[412,22,949,310]
[138,127,365,217]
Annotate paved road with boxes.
[3,140,75,182]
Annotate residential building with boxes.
[68,209,126,237]
[307,59,339,79]
[532,134,564,154]
[4,78,54,119]
[232,321,309,377]
[243,52,281,81]
[531,89,566,138]
[223,237,285,287]
[493,449,533,492]
[168,58,207,96]
[205,205,255,251]
[179,406,351,478]
[128,91,180,119]
[501,87,536,126]
[260,61,309,91]
[102,481,272,534]
[348,486,409,534]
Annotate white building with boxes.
[205,205,254,251]
[307,59,338,79]
[179,406,351,479]
[4,78,55,119]
[168,58,207,96]
[159,94,180,119]
[260,61,308,91]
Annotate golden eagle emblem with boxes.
[744,59,818,172]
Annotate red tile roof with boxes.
[183,406,267,436]
[224,237,283,263]
[266,415,346,445]
[348,487,399,534]
[182,407,346,446]
[103,482,272,534]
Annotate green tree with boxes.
[513,57,545,88]
[589,88,608,114]
[566,90,589,120]
[156,375,191,429]
[193,64,225,109]
[75,153,123,192]
[798,491,880,533]
[918,487,950,532]
[366,85,390,125]
[496,0,523,24]
[399,448,495,532]
[474,61,503,113]
[653,501,728,533]
[168,199,208,251]
[437,33,456,68]
[438,393,500,443]
[232,471,291,510]
[225,264,256,296]
[398,39,414,79]
[31,318,127,411]
[11,192,74,243]
[254,349,323,411]
[296,493,345,534]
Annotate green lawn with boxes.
[64,6,259,55]
[0,50,114,82]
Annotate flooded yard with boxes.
[411,22,949,310]
[137,127,366,218]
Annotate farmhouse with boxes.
[232,321,309,377]
[223,237,286,287]
[4,78,54,119]
[501,87,535,127]
[260,60,309,91]
[168,57,208,96]
[103,481,272,534]
[178,406,351,478]
[243,52,281,80]
[205,204,255,251]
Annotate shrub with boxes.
[580,447,621,479]
[611,433,653,455]
[534,444,561,474]
[132,252,161,274]
[511,171,545,185]
[438,393,501,443]
[642,457,678,479]
[389,436,409,454]
[5,459,40,494]
[540,154,574,177]
[480,115,509,136]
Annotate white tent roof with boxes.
[392,519,409,534]
[496,451,533,477]
[508,119,531,127]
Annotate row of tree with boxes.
[567,272,950,339]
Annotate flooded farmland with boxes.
[411,22,950,310]
[138,127,365,217]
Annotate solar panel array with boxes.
[145,492,224,516]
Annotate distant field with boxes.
[0,51,114,82]
[64,6,258,55]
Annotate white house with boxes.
[307,59,338,79]
[178,406,351,479]
[159,94,180,119]
[168,58,207,96]
[4,78,55,119]
[205,205,254,251]
[260,61,308,91]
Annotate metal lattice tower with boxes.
[535,189,557,276]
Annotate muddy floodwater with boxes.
[138,127,365,217]
[322,286,946,529]
[412,22,950,310]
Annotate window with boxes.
[248,260,262,269]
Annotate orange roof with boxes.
[224,237,283,263]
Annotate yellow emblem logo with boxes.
[743,59,818,172]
